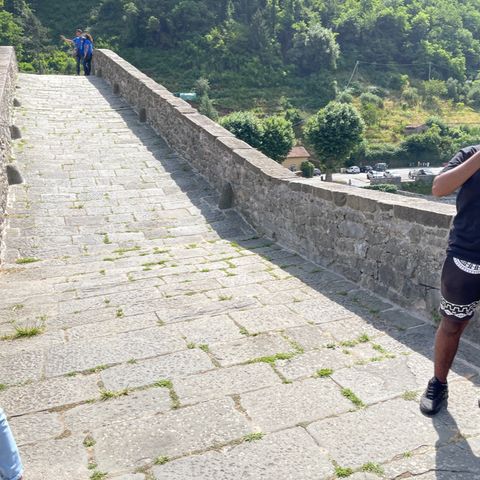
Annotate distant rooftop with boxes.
[287,146,310,158]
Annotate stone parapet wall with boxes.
[0,47,18,247]
[93,49,455,320]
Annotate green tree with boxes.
[198,94,218,121]
[304,101,364,181]
[0,10,23,54]
[220,111,263,149]
[288,22,340,75]
[259,115,295,162]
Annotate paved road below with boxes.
[0,74,478,479]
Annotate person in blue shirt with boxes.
[60,28,84,75]
[0,408,23,480]
[82,33,94,76]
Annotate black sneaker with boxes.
[420,377,448,415]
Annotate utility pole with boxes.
[346,61,359,90]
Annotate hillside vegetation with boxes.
[4,0,480,167]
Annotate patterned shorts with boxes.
[440,256,480,321]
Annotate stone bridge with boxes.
[0,46,479,479]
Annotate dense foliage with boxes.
[0,0,75,72]
[221,111,295,162]
[4,1,480,167]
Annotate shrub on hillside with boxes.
[301,161,315,178]
[360,92,384,109]
[336,91,354,104]
[363,184,398,194]
[467,82,480,108]
[220,111,263,149]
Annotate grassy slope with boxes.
[358,98,480,144]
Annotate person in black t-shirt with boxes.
[420,145,480,415]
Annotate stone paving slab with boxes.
[45,326,185,377]
[0,374,100,416]
[1,73,479,479]
[307,398,456,469]
[64,388,172,433]
[209,333,296,367]
[152,428,334,479]
[93,397,251,472]
[100,349,214,391]
[19,436,89,480]
[9,411,63,446]
[175,363,281,405]
[241,378,353,432]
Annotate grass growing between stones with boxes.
[361,462,384,475]
[15,257,40,264]
[334,465,354,477]
[243,432,265,442]
[341,388,365,408]
[100,389,129,401]
[155,379,180,409]
[86,365,109,374]
[154,456,170,465]
[113,246,141,255]
[315,368,334,378]
[2,324,45,340]
[90,471,107,480]
[248,352,296,364]
[402,390,418,401]
[83,436,96,447]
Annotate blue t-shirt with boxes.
[73,36,84,55]
[443,145,480,262]
[83,39,93,56]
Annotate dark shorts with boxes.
[440,256,480,321]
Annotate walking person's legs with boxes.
[0,409,23,480]
[434,317,470,383]
[83,55,92,76]
[421,256,479,415]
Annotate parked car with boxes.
[383,170,394,178]
[367,170,384,180]
[374,162,388,171]
[313,168,322,176]
[346,166,360,174]
[360,165,373,173]
[408,168,434,179]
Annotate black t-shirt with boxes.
[443,145,480,262]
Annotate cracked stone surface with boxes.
[0,73,478,478]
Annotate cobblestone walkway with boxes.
[0,74,479,479]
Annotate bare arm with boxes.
[60,35,73,44]
[432,150,480,196]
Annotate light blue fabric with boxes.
[0,409,23,480]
